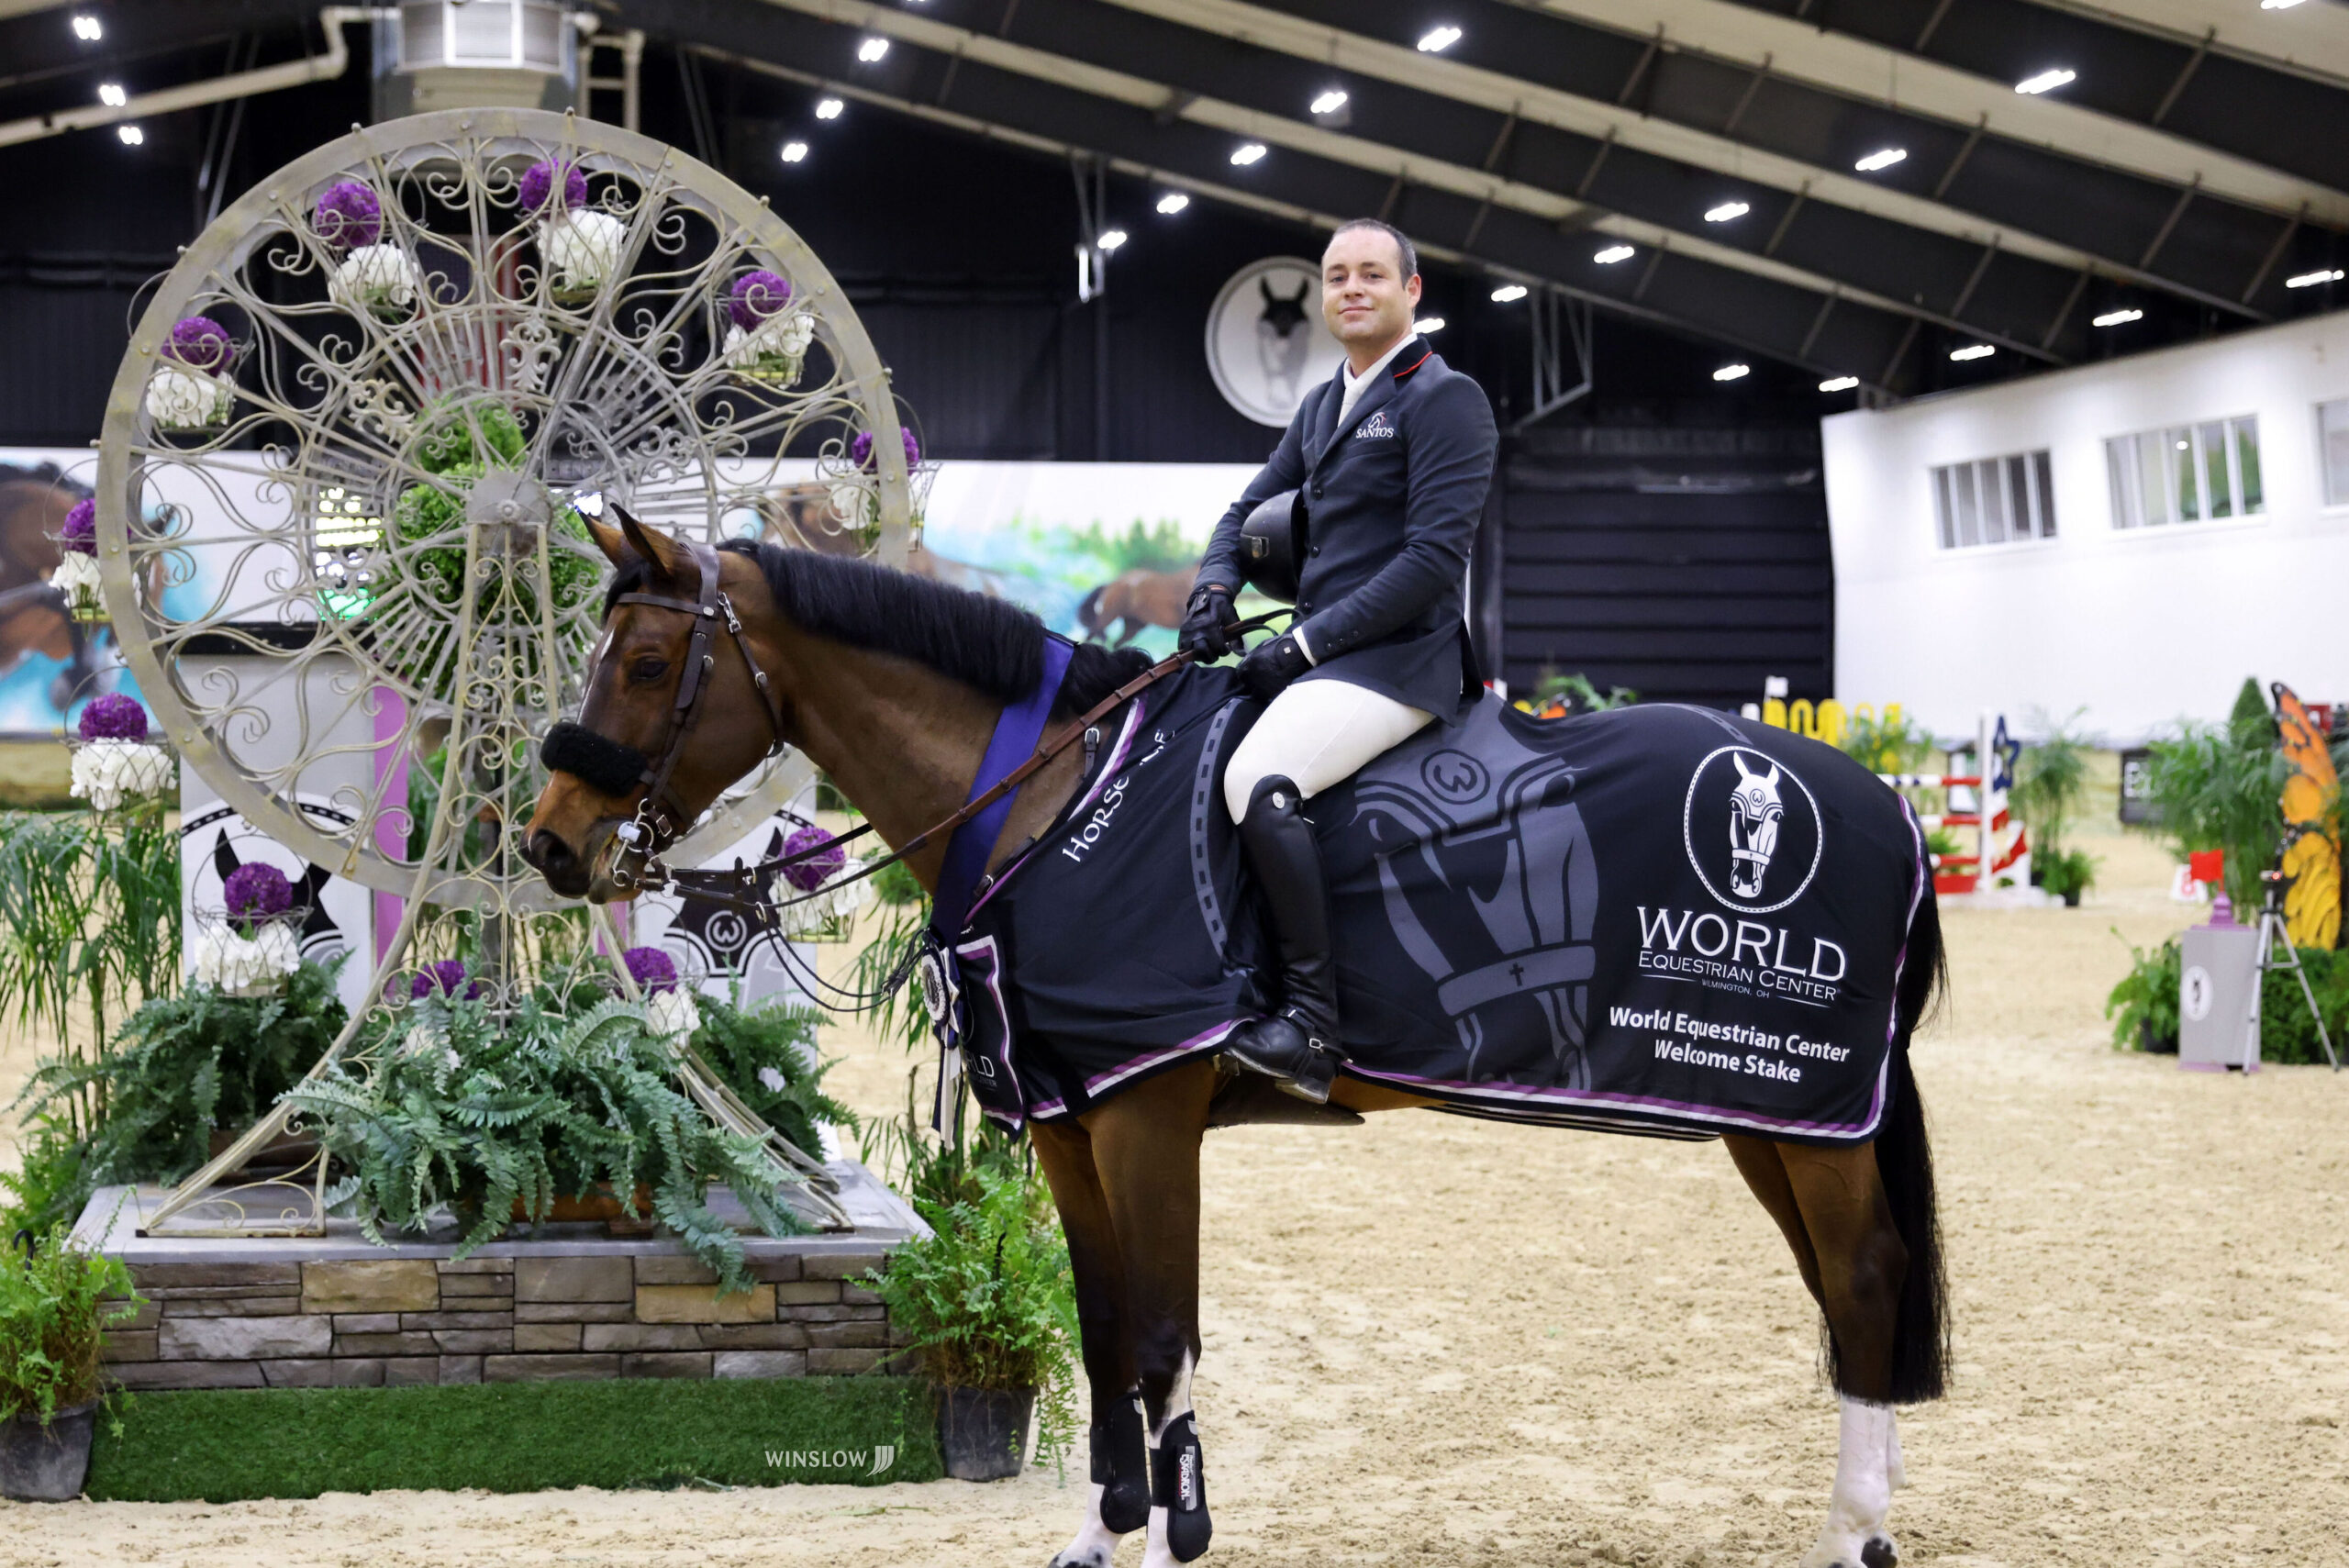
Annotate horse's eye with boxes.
[630,657,669,683]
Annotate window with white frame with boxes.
[1930,450,2056,550]
[2105,416,2264,529]
[2320,398,2349,507]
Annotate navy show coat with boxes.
[1196,337,1498,720]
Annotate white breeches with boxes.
[1222,677,1433,822]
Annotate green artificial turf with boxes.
[86,1376,941,1502]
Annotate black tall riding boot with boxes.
[1222,774,1344,1104]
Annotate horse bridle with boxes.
[581,537,788,888]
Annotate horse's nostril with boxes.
[525,829,574,874]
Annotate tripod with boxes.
[2243,864,2341,1073]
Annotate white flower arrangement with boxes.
[68,738,173,812]
[774,859,874,936]
[829,479,877,533]
[756,1065,788,1094]
[645,986,702,1049]
[143,364,235,431]
[540,208,627,298]
[50,551,104,618]
[329,243,423,319]
[722,310,817,386]
[187,918,301,997]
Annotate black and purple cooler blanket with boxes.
[942,667,1928,1146]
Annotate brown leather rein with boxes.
[579,536,1280,922]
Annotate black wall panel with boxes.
[1497,427,1832,710]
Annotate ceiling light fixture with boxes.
[1593,243,1634,264]
[856,37,889,61]
[1854,148,1908,172]
[117,124,143,145]
[1950,343,1995,361]
[1310,89,1349,115]
[1819,375,1859,392]
[71,14,101,41]
[1155,192,1190,214]
[1230,141,1266,166]
[2091,307,2143,327]
[1414,316,1446,333]
[1713,363,1751,382]
[1097,228,1129,250]
[781,139,808,162]
[815,96,844,119]
[1490,283,1529,303]
[2286,267,2344,288]
[97,83,128,107]
[2015,68,2076,95]
[1417,25,1462,52]
[1704,200,1750,223]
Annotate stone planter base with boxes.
[71,1165,927,1392]
[938,1385,1034,1481]
[0,1401,96,1501]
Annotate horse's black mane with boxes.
[604,539,1152,717]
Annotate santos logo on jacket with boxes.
[1354,410,1397,439]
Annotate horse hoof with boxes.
[1048,1550,1113,1568]
[1861,1535,1899,1568]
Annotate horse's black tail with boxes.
[1876,881,1951,1404]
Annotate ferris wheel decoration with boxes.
[105,108,910,1234]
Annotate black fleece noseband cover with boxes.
[540,721,650,796]
[1149,1410,1211,1562]
[1091,1391,1150,1535]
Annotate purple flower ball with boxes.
[850,427,922,473]
[223,862,294,922]
[728,270,793,329]
[622,945,678,995]
[781,825,845,893]
[77,693,149,742]
[313,181,383,250]
[519,160,587,215]
[61,499,96,556]
[164,316,233,374]
[411,959,478,1000]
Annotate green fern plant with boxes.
[290,994,807,1291]
[688,990,857,1158]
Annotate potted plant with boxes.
[2142,680,2292,914]
[0,1222,141,1502]
[2037,848,2099,907]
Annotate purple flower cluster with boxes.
[223,862,293,922]
[727,270,793,329]
[518,160,588,215]
[622,945,679,995]
[164,317,232,373]
[781,825,845,893]
[77,693,149,742]
[61,499,96,556]
[411,959,480,1000]
[312,181,383,250]
[850,426,922,473]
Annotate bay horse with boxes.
[524,517,1948,1568]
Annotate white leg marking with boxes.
[1884,1407,1906,1492]
[1139,1352,1197,1568]
[1048,1482,1124,1568]
[1800,1396,1897,1568]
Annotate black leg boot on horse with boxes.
[1221,773,1345,1104]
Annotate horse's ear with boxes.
[1732,753,1755,780]
[611,503,693,583]
[584,514,635,569]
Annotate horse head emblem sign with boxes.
[1255,276,1314,406]
[1726,753,1785,900]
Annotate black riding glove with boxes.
[1236,631,1312,702]
[1178,586,1238,660]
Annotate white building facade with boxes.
[1824,309,2349,742]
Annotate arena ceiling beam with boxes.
[1912,0,2349,85]
[1689,0,2349,194]
[1077,0,2338,322]
[710,0,2079,371]
[633,4,1926,389]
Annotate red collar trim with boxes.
[1393,348,1432,380]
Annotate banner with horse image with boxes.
[956,674,1927,1144]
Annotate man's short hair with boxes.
[1328,217,1418,282]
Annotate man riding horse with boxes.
[1182,217,1498,1105]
